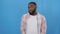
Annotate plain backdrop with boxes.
[0,0,60,34]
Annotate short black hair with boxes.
[28,2,37,6]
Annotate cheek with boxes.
[29,8,35,11]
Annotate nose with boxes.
[29,8,32,10]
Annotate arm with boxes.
[20,16,25,34]
[41,16,47,34]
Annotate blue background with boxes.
[0,0,60,34]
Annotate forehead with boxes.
[28,4,36,6]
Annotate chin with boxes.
[29,11,33,13]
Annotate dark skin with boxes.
[28,4,37,16]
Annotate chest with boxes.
[27,16,37,28]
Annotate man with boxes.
[20,2,47,34]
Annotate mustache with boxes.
[29,9,36,15]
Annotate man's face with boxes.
[28,4,36,14]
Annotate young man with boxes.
[20,2,47,34]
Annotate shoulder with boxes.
[22,13,28,18]
[38,13,46,20]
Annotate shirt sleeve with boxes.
[41,16,47,34]
[20,15,25,34]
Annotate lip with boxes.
[29,11,32,12]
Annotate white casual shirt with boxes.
[26,15,38,34]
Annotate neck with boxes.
[30,12,37,16]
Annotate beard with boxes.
[28,9,36,15]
